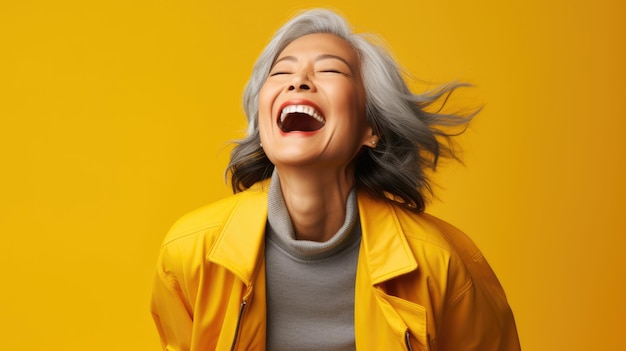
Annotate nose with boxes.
[287,71,315,92]
[288,83,310,91]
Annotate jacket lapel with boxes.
[356,190,429,350]
[206,185,270,350]
[357,190,418,283]
[208,185,269,285]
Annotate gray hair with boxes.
[227,9,474,212]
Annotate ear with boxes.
[361,127,379,149]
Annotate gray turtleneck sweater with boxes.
[265,171,361,351]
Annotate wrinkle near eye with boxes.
[317,69,351,77]
[270,71,292,76]
[314,54,354,75]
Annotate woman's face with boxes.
[258,33,376,171]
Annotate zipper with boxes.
[229,299,247,351]
[229,245,264,351]
[404,329,413,351]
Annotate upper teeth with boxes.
[280,105,325,125]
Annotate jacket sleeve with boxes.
[436,253,521,351]
[151,244,194,351]
[427,215,521,351]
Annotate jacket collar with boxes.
[207,182,269,286]
[356,189,418,285]
[208,182,418,286]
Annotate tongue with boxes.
[280,112,324,132]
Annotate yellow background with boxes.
[1,0,624,349]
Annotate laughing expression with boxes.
[258,33,375,170]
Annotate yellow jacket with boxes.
[151,183,520,350]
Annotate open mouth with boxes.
[278,105,326,133]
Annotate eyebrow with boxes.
[273,54,355,74]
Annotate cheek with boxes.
[257,87,274,131]
[258,84,279,121]
[330,84,364,120]
[258,85,270,112]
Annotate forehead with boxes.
[277,33,359,63]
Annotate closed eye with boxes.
[269,71,292,76]
[318,69,351,77]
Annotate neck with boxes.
[276,166,354,242]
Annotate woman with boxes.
[151,9,521,351]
